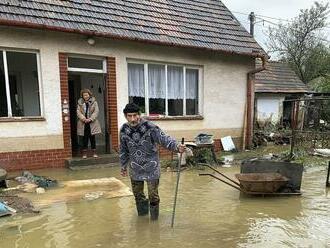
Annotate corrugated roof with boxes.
[255,61,309,93]
[0,0,266,57]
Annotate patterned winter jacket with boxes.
[119,119,178,181]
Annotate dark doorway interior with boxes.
[69,72,108,156]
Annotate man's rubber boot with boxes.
[150,204,159,221]
[136,199,149,216]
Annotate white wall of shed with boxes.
[256,95,285,124]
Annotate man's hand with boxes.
[84,118,92,123]
[121,168,128,177]
[178,144,185,153]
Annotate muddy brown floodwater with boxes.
[0,165,329,248]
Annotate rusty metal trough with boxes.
[235,173,288,193]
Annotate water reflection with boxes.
[0,166,329,247]
[44,203,73,248]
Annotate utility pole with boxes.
[249,12,256,36]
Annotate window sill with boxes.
[145,115,204,121]
[0,117,46,122]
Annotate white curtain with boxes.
[128,63,145,97]
[167,66,184,99]
[128,63,198,100]
[186,69,198,99]
[148,64,165,99]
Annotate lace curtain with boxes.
[128,63,144,97]
[128,63,198,100]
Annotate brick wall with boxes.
[0,149,69,171]
[0,54,120,171]
[59,53,73,158]
[106,57,119,151]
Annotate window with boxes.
[0,52,8,117]
[0,50,42,117]
[68,57,106,73]
[128,62,200,117]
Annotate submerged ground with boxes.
[0,147,329,248]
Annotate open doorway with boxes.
[67,56,109,157]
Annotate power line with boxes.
[231,10,330,44]
[232,9,330,26]
[232,10,330,35]
[230,10,292,23]
[255,14,291,23]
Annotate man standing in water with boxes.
[119,103,185,220]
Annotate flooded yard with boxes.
[0,165,330,248]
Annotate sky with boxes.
[221,0,330,57]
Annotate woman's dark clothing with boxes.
[80,123,96,149]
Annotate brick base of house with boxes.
[0,149,70,171]
[0,138,242,171]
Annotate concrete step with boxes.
[66,153,119,168]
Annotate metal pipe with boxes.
[201,163,241,187]
[245,55,268,149]
[326,161,330,187]
[199,173,242,192]
[171,138,184,228]
[249,12,256,36]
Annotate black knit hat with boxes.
[123,103,140,114]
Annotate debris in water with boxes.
[83,191,104,201]
[221,136,236,151]
[0,193,39,214]
[36,187,46,194]
[222,155,234,167]
[32,177,133,207]
[313,149,330,157]
[15,171,58,188]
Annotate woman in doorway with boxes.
[77,89,101,159]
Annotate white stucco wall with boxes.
[256,95,285,124]
[0,27,254,151]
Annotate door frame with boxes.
[59,53,119,160]
[67,56,108,155]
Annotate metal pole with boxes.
[326,161,330,187]
[249,12,256,36]
[290,101,297,159]
[171,138,184,228]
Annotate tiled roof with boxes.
[255,61,309,93]
[0,0,266,57]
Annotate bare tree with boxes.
[267,2,329,84]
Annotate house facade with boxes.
[0,0,266,170]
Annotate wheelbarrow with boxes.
[199,164,301,196]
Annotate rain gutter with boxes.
[245,54,268,149]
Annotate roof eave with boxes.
[0,19,267,58]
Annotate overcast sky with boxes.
[221,0,330,55]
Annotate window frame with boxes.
[0,48,44,119]
[67,55,107,74]
[127,59,203,118]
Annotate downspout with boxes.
[245,55,267,149]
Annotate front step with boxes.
[66,153,119,168]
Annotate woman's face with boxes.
[82,93,90,101]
